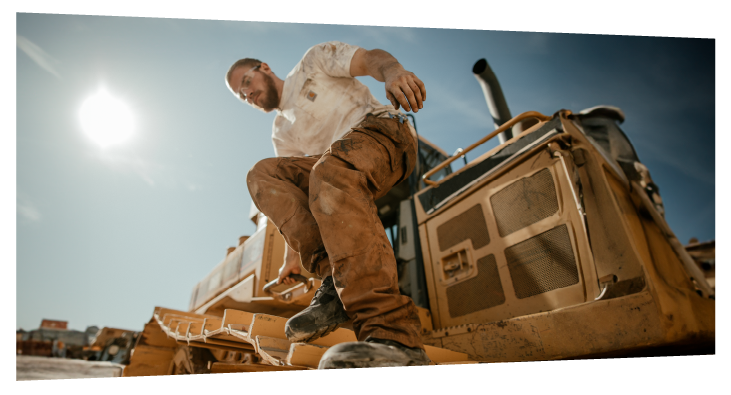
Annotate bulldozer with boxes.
[122,57,715,376]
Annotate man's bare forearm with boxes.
[351,48,403,81]
[350,47,426,112]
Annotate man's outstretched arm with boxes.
[350,48,426,113]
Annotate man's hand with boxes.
[350,48,426,113]
[278,245,302,285]
[384,67,426,113]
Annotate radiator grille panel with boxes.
[491,168,559,237]
[437,204,490,251]
[446,254,505,317]
[506,225,579,299]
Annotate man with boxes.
[225,41,429,368]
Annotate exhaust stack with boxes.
[473,58,515,144]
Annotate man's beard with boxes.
[256,72,280,112]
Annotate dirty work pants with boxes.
[246,114,423,349]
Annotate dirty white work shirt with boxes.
[272,41,414,157]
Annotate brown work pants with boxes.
[247,114,424,349]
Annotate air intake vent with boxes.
[437,204,490,251]
[446,254,505,317]
[491,168,559,237]
[506,225,579,299]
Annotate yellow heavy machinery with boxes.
[124,58,714,376]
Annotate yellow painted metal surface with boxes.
[411,112,713,361]
[129,110,714,375]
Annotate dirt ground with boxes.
[16,355,124,381]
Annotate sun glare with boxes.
[79,88,134,148]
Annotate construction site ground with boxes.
[16,355,124,381]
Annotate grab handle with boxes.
[422,111,551,186]
[262,273,311,294]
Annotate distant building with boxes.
[40,319,68,330]
[18,320,100,358]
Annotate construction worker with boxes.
[226,41,429,368]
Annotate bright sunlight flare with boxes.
[79,88,134,148]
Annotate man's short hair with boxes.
[225,58,262,95]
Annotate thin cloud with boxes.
[428,81,493,128]
[218,20,292,34]
[17,195,42,222]
[17,35,61,79]
[97,151,203,191]
[347,25,418,47]
[523,32,551,54]
[633,139,715,186]
[100,152,158,187]
[185,182,201,192]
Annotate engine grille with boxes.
[491,168,559,237]
[446,254,505,317]
[437,204,490,251]
[505,225,579,299]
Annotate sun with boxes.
[79,88,134,148]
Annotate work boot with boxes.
[318,337,431,369]
[285,276,350,343]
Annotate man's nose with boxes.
[242,89,251,104]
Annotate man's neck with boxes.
[273,75,285,110]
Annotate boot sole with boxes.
[316,342,432,369]
[285,320,346,343]
[318,352,430,369]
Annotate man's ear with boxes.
[260,62,272,73]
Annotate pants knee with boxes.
[247,157,280,201]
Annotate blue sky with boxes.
[14,12,716,335]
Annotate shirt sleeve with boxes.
[301,41,360,78]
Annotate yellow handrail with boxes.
[421,111,552,186]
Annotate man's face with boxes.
[229,64,279,113]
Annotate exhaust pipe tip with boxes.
[472,58,488,75]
